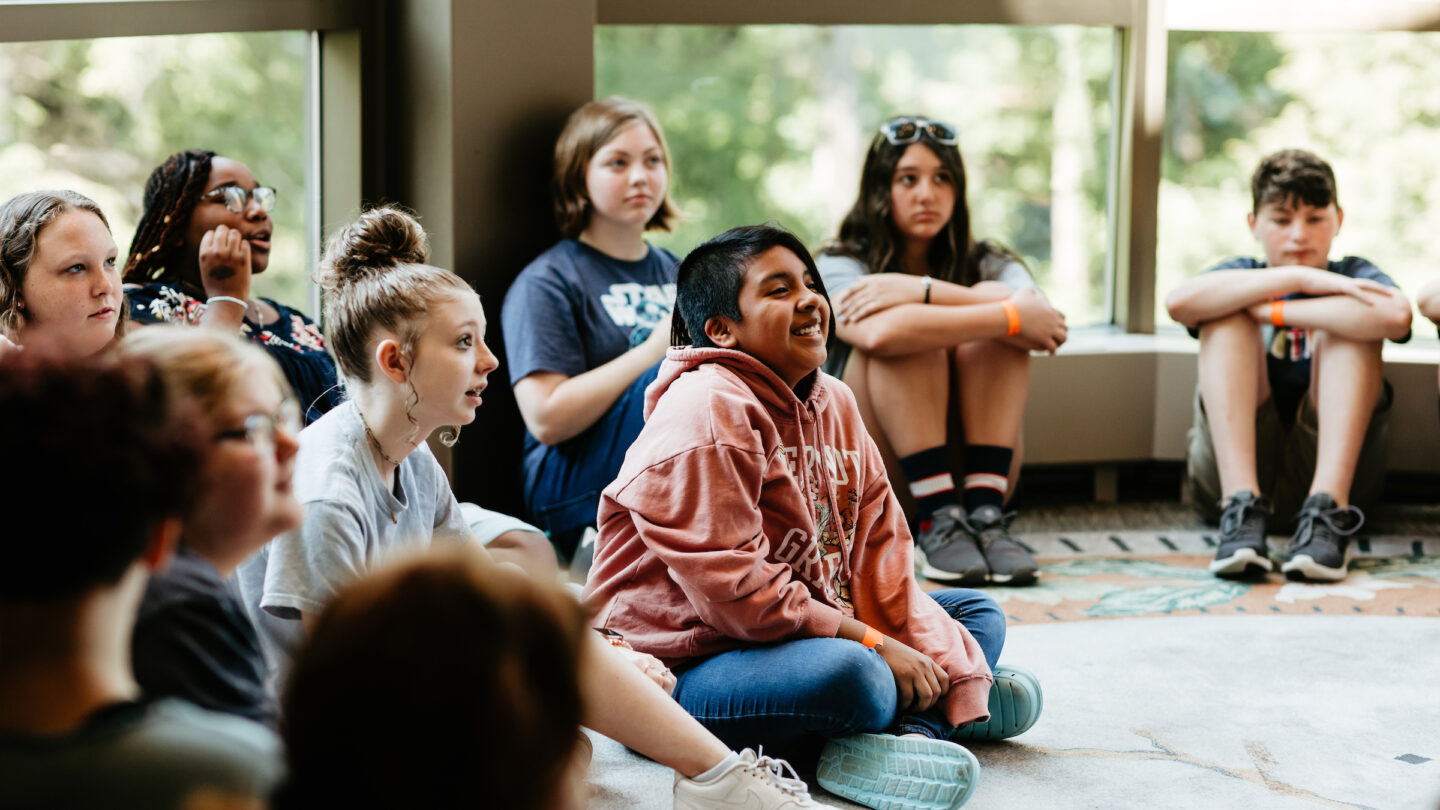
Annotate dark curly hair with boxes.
[1250,149,1338,214]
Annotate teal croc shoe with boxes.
[817,732,979,810]
[949,664,1043,741]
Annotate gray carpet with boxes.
[588,615,1440,809]
[584,502,1440,808]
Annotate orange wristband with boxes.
[860,625,884,649]
[1270,299,1285,328]
[1000,299,1021,337]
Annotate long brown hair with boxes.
[826,120,1016,286]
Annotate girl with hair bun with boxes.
[0,189,124,360]
[241,206,817,809]
[502,96,681,568]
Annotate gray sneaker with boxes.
[965,505,1038,586]
[916,505,988,585]
[1280,493,1363,582]
[1209,490,1273,579]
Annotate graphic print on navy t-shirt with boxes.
[502,239,680,386]
[600,281,676,348]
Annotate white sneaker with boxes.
[674,748,819,809]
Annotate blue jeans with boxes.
[521,362,660,558]
[671,589,1005,752]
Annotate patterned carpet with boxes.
[934,531,1440,624]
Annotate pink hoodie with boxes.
[585,346,992,727]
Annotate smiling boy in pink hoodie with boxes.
[585,225,1042,810]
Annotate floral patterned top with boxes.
[126,283,342,425]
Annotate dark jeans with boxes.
[522,362,660,559]
[671,589,1005,752]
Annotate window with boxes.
[597,24,1118,326]
[1158,29,1440,333]
[0,31,310,306]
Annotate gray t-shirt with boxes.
[0,698,281,810]
[237,401,475,678]
[815,252,1034,375]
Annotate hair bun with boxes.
[316,206,430,291]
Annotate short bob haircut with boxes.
[0,189,125,340]
[275,545,588,810]
[1250,149,1338,214]
[552,96,677,239]
[672,223,831,349]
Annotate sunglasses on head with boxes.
[201,185,277,214]
[879,117,958,147]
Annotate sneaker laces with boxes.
[1218,495,1269,542]
[963,508,1019,549]
[917,507,967,555]
[1293,502,1364,549]
[741,747,812,800]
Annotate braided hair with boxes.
[123,149,216,286]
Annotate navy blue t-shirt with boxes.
[1190,256,1410,412]
[502,239,677,387]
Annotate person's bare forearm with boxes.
[515,344,663,446]
[1256,292,1411,342]
[1165,269,1304,328]
[1417,279,1440,323]
[839,302,1011,356]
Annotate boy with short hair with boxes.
[0,356,282,810]
[1166,149,1412,582]
[586,225,1042,810]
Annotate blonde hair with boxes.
[552,96,677,239]
[0,190,127,340]
[314,207,474,388]
[117,326,292,424]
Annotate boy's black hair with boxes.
[1251,149,1338,213]
[672,224,831,348]
[0,355,203,603]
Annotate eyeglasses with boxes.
[201,185,277,214]
[215,399,301,447]
[879,117,958,147]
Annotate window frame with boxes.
[594,0,1440,334]
[0,0,365,317]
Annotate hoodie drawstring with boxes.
[797,395,852,586]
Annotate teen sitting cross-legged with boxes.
[586,225,1044,810]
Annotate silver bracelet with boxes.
[206,295,248,310]
[921,275,932,304]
